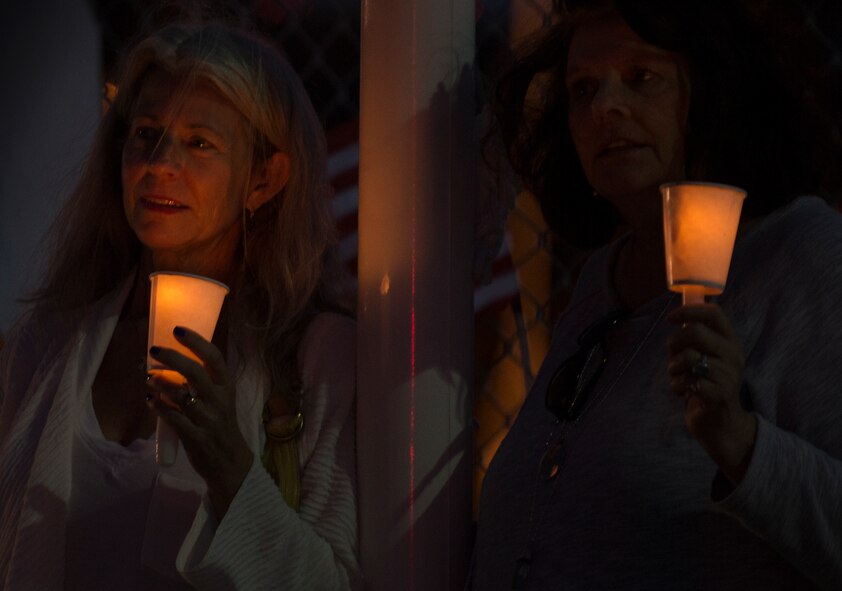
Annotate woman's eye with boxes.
[631,68,657,85]
[189,137,214,150]
[568,79,595,100]
[133,126,160,141]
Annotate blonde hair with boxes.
[29,24,349,397]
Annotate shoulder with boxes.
[725,197,842,352]
[788,197,842,261]
[300,312,355,349]
[1,312,69,389]
[739,196,842,263]
[295,313,356,456]
[1,273,133,378]
[730,197,842,292]
[298,313,355,367]
[0,311,72,430]
[553,235,624,331]
[1,277,131,420]
[297,312,356,395]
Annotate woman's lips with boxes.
[597,140,647,158]
[140,196,188,213]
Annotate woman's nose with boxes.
[590,80,631,121]
[146,136,183,174]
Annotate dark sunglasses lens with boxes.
[545,311,622,421]
[568,343,605,419]
[545,342,606,421]
[545,353,583,420]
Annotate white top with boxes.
[0,274,360,591]
[65,385,198,590]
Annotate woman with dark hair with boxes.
[0,24,358,590]
[472,1,842,589]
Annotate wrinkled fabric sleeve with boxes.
[176,314,359,590]
[714,417,842,589]
[713,199,842,590]
[0,321,44,434]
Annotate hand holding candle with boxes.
[661,182,746,305]
[662,183,756,482]
[147,272,229,466]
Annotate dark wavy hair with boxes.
[495,0,842,248]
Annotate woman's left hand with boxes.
[667,304,757,485]
[147,326,254,519]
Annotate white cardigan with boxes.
[0,279,359,590]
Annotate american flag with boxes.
[325,121,521,315]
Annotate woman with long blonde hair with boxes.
[0,24,358,590]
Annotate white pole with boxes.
[357,0,475,589]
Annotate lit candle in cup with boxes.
[148,272,229,466]
[661,182,746,306]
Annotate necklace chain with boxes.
[513,294,676,588]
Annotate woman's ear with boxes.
[247,151,291,211]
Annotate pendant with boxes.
[539,438,565,481]
[512,554,531,589]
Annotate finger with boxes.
[145,373,181,410]
[149,346,218,402]
[147,375,213,422]
[148,373,188,401]
[669,373,707,398]
[669,342,738,384]
[667,303,736,340]
[669,324,745,379]
[172,326,228,385]
[673,369,715,397]
[670,375,688,395]
[667,348,705,377]
[145,390,204,440]
[146,374,200,411]
[667,321,725,358]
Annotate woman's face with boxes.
[122,70,253,275]
[566,11,690,217]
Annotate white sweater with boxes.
[472,196,842,590]
[0,280,359,590]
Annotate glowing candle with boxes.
[661,182,746,305]
[148,272,229,466]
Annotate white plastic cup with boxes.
[147,272,229,466]
[661,182,746,305]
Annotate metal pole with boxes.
[357,0,475,589]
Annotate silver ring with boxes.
[690,353,710,380]
[182,385,199,409]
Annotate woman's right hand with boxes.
[146,326,254,520]
[666,303,757,485]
